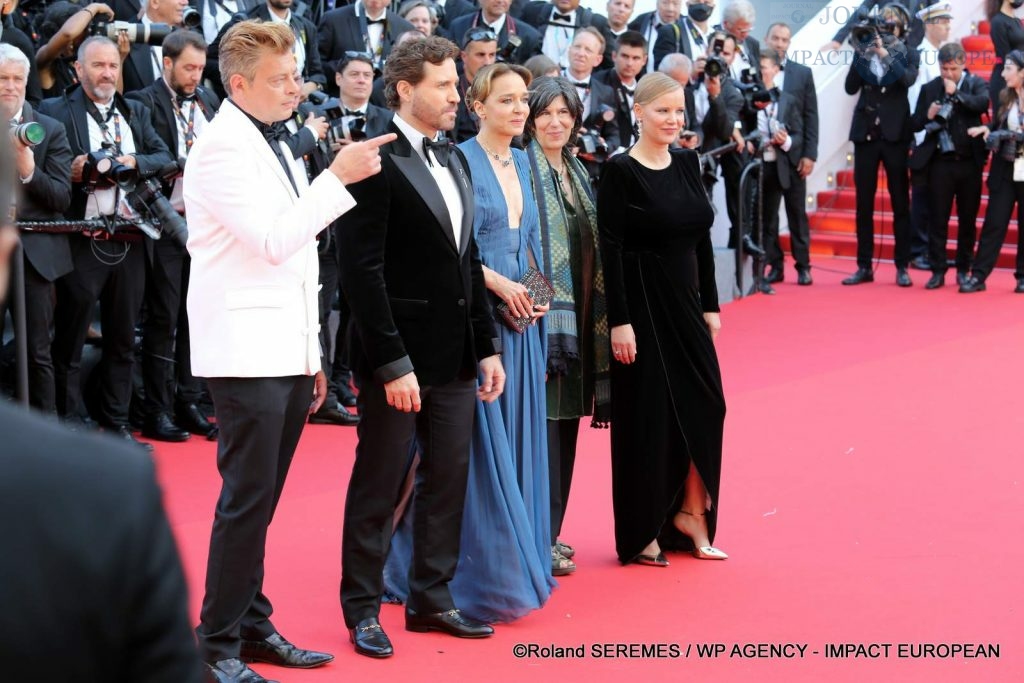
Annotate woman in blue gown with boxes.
[382,63,554,623]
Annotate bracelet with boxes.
[82,8,95,17]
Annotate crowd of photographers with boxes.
[1,0,1018,443]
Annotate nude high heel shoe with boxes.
[673,511,728,560]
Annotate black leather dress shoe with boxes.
[957,271,970,288]
[142,413,191,442]
[842,268,874,285]
[308,404,360,426]
[909,255,930,270]
[741,234,766,258]
[177,403,217,438]
[959,275,986,293]
[204,658,277,683]
[765,266,784,283]
[405,608,494,638]
[240,633,333,668]
[349,617,394,658]
[896,268,912,287]
[1016,277,1024,293]
[337,383,358,408]
[924,272,944,290]
[797,269,813,286]
[755,279,776,295]
[109,425,153,452]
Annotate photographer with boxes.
[747,51,805,293]
[565,26,620,177]
[121,0,190,94]
[841,3,919,287]
[909,43,987,290]
[35,2,116,99]
[824,0,928,51]
[38,36,174,448]
[449,0,543,65]
[0,44,73,414]
[126,29,218,440]
[593,30,645,149]
[454,26,497,143]
[961,50,1024,294]
[317,0,414,96]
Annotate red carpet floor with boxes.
[150,259,1024,682]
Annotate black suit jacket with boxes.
[0,402,202,683]
[317,6,414,93]
[111,0,142,20]
[653,17,696,71]
[845,45,919,143]
[449,12,543,65]
[520,2,615,69]
[700,76,743,148]
[762,90,803,190]
[438,0,476,29]
[337,120,500,387]
[781,60,818,162]
[909,73,988,170]
[37,87,176,220]
[122,42,161,95]
[15,104,75,282]
[592,68,636,147]
[125,78,220,161]
[577,75,620,151]
[629,12,682,73]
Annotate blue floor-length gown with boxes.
[382,139,555,622]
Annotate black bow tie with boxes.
[259,120,289,143]
[366,17,385,24]
[176,94,196,107]
[622,85,635,96]
[571,79,590,89]
[423,136,451,167]
[552,12,572,22]
[344,108,365,117]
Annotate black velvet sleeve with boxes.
[596,156,631,327]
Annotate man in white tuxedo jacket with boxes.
[184,20,394,683]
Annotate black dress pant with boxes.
[721,151,746,246]
[316,243,339,403]
[53,236,145,425]
[2,255,59,413]
[910,182,931,260]
[141,237,195,419]
[853,139,911,269]
[547,417,580,542]
[341,376,476,626]
[196,374,314,662]
[761,161,786,272]
[927,156,982,275]
[972,159,1024,281]
[780,170,812,271]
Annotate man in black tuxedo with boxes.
[337,34,505,658]
[909,43,987,290]
[0,46,72,414]
[333,49,394,137]
[120,0,190,94]
[318,0,414,95]
[628,0,681,75]
[39,36,174,449]
[436,0,479,33]
[521,0,614,70]
[841,12,919,286]
[126,29,219,441]
[565,27,620,159]
[593,30,645,149]
[450,0,542,65]
[750,52,805,294]
[208,0,328,98]
[764,22,818,285]
[0,123,201,683]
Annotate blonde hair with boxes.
[466,63,532,110]
[219,20,295,95]
[634,71,682,107]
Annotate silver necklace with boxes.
[482,143,513,168]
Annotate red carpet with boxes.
[150,259,1023,682]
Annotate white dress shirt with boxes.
[201,0,239,44]
[85,99,138,219]
[269,9,307,75]
[165,80,210,212]
[542,10,576,69]
[392,114,463,247]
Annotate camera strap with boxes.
[358,10,387,69]
[172,98,198,153]
[86,101,123,154]
[684,17,705,51]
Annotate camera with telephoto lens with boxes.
[850,13,898,49]
[700,35,728,82]
[984,129,1024,162]
[496,35,522,63]
[89,17,173,45]
[298,91,367,145]
[182,7,200,29]
[923,97,957,155]
[84,144,138,189]
[9,121,45,147]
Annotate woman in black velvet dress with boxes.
[598,72,728,567]
[988,0,1024,112]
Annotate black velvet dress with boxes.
[597,149,726,563]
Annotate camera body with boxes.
[84,145,138,189]
[850,15,897,49]
[575,130,608,163]
[737,67,776,109]
[89,18,173,46]
[923,97,957,155]
[985,129,1024,161]
[299,91,368,146]
[496,35,523,64]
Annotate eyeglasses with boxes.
[462,27,497,48]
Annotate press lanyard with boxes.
[358,9,387,69]
[470,12,518,37]
[173,98,198,152]
[87,101,123,152]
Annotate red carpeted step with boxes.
[816,188,995,213]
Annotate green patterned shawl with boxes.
[526,139,610,427]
